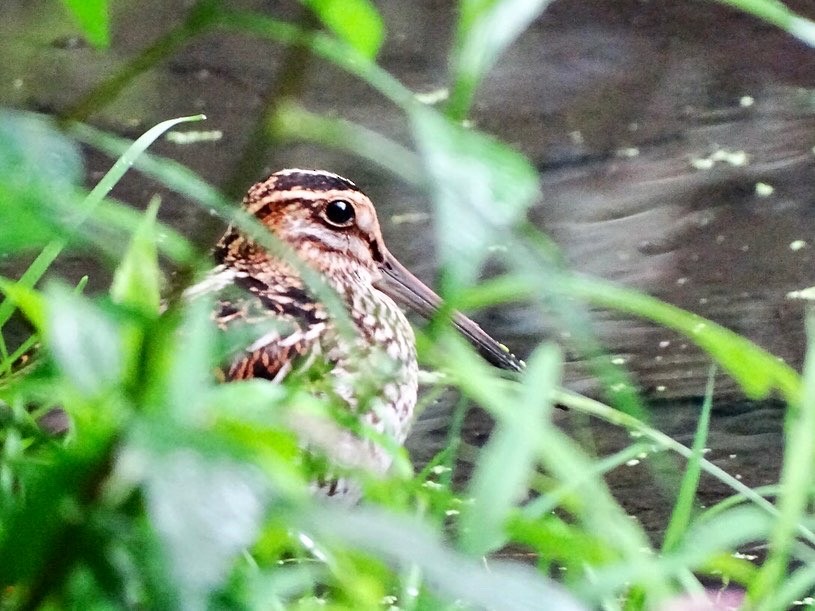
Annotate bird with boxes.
[184,169,524,500]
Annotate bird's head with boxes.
[242,169,388,280]
[219,169,524,372]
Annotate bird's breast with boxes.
[323,282,419,445]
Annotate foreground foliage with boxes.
[2,0,815,609]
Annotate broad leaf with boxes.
[45,285,124,395]
[460,343,560,555]
[141,446,269,609]
[0,111,83,253]
[448,0,555,118]
[142,298,216,420]
[60,0,111,48]
[411,107,539,287]
[0,279,46,331]
[302,0,384,58]
[304,505,587,611]
[110,197,162,315]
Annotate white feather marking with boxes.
[182,266,237,300]
[246,329,283,353]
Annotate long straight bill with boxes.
[375,251,525,373]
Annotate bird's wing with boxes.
[219,304,325,383]
[187,266,328,384]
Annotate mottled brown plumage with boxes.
[185,169,522,499]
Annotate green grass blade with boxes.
[562,274,801,403]
[82,194,195,265]
[557,389,815,548]
[459,343,561,555]
[0,243,63,334]
[272,103,423,185]
[533,422,670,603]
[521,441,655,520]
[765,561,815,610]
[1,334,39,377]
[439,337,670,603]
[304,504,588,611]
[661,367,716,552]
[71,123,358,340]
[0,114,205,335]
[750,309,815,606]
[110,196,162,315]
[83,114,206,214]
[0,280,46,332]
[586,505,770,597]
[715,0,815,47]
[450,263,799,407]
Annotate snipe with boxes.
[186,169,523,498]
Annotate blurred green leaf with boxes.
[508,514,615,574]
[0,113,204,345]
[671,506,774,573]
[751,310,815,603]
[0,429,115,587]
[768,561,815,611]
[0,279,46,331]
[526,421,664,601]
[302,0,384,58]
[139,444,270,609]
[0,111,81,191]
[60,0,111,48]
[583,505,771,598]
[305,505,587,611]
[0,110,83,253]
[662,368,715,553]
[141,298,216,421]
[411,107,539,287]
[110,197,162,316]
[448,0,555,119]
[272,103,423,185]
[45,285,124,395]
[460,343,560,555]
[700,552,759,588]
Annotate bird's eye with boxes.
[323,199,356,227]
